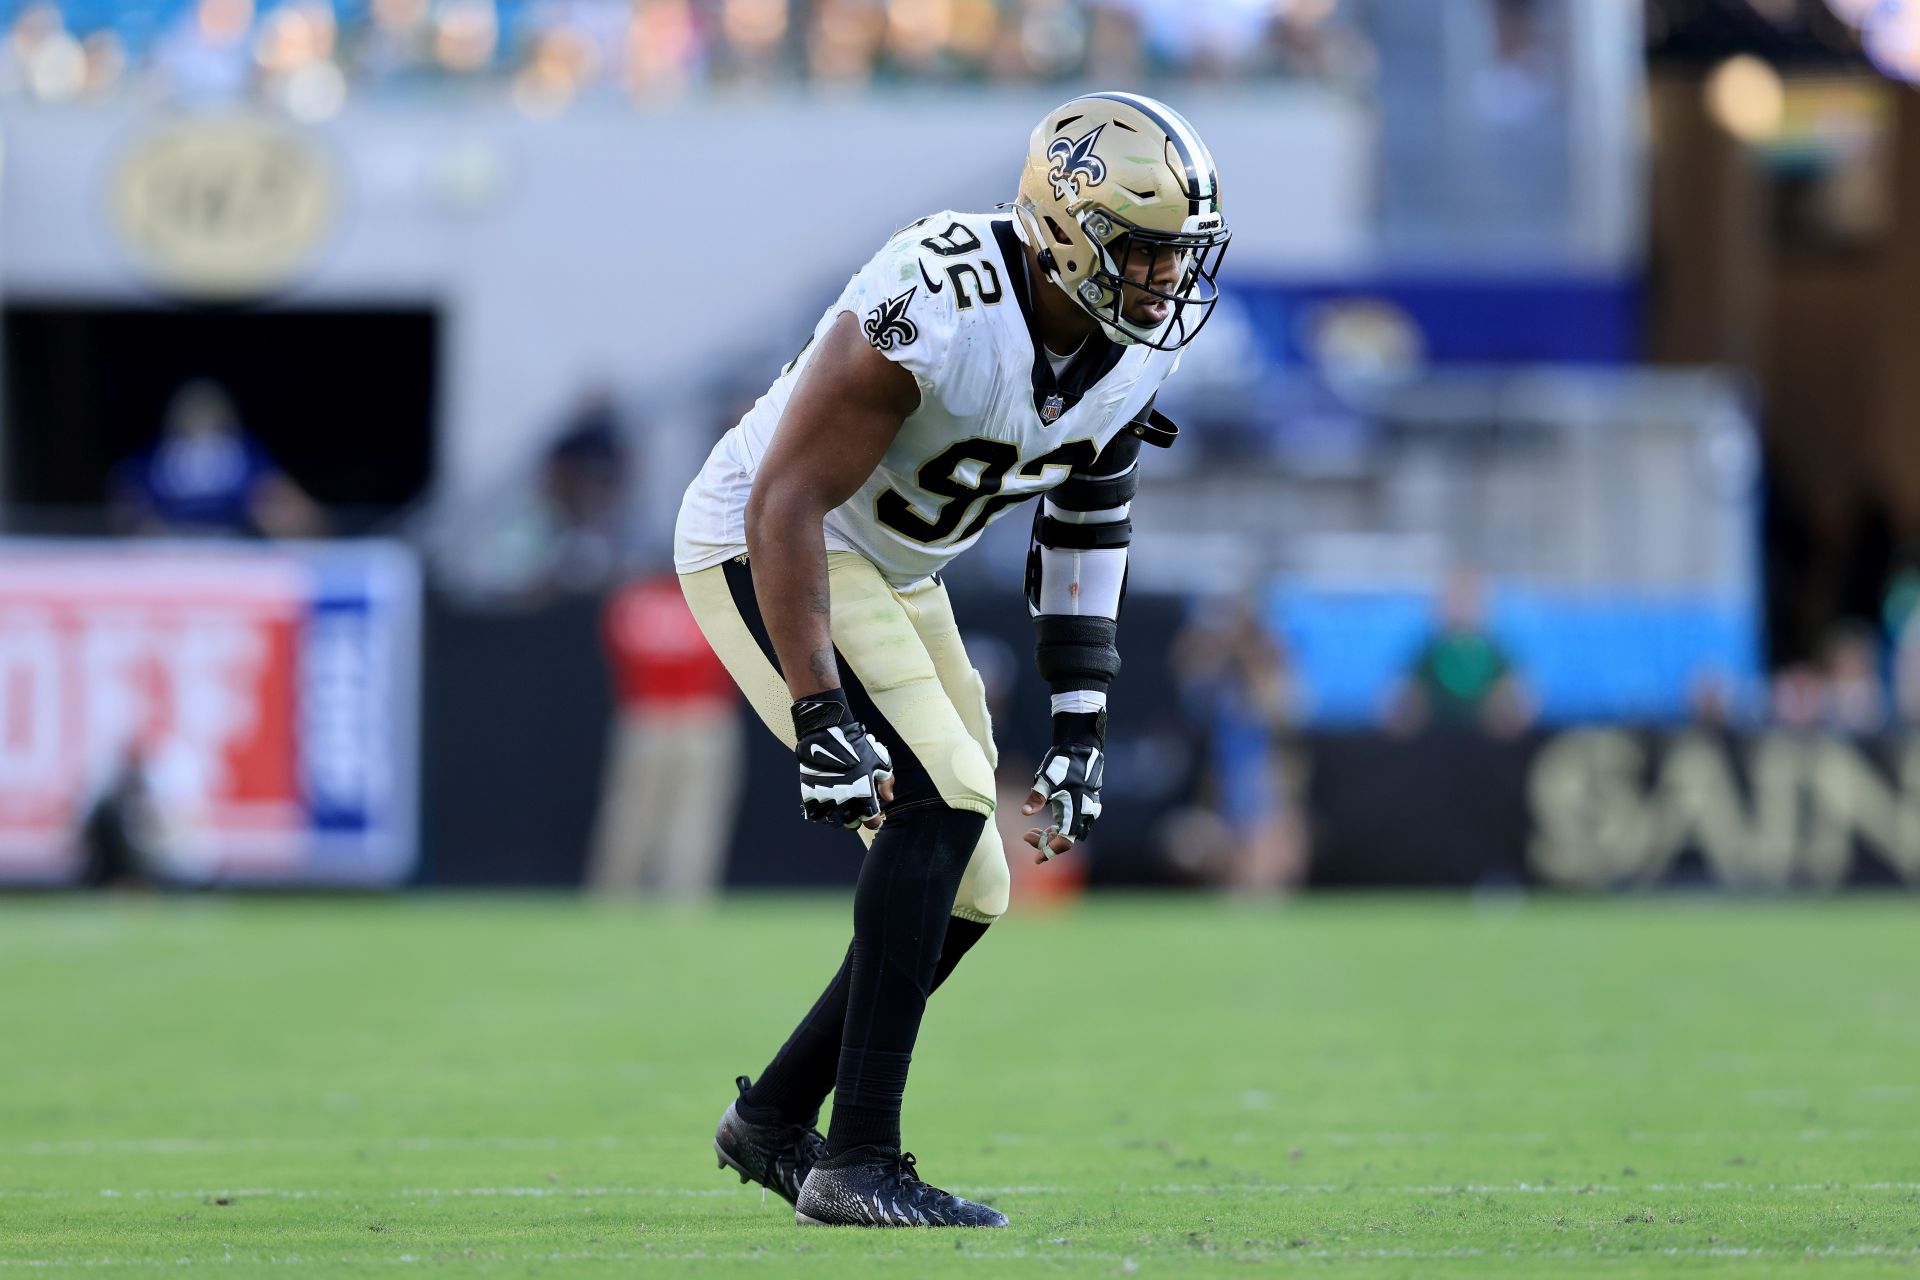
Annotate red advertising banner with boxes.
[0,541,419,885]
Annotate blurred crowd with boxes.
[0,0,1371,112]
[74,370,1920,897]
[1748,613,1920,735]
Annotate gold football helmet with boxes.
[1014,91,1230,351]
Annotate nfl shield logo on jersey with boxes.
[1040,393,1065,423]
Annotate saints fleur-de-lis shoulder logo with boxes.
[1047,125,1107,202]
[863,287,919,352]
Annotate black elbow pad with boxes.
[1054,429,1142,507]
[1049,466,1138,514]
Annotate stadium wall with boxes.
[1310,729,1920,890]
[0,89,1369,516]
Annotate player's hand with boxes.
[1022,743,1103,863]
[792,692,895,830]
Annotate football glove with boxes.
[1028,741,1104,858]
[791,691,894,830]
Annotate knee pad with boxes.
[944,738,997,819]
[951,817,1009,924]
[885,690,996,819]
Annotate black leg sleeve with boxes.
[827,803,986,1156]
[742,830,993,1129]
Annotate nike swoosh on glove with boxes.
[793,707,894,829]
[1031,743,1103,858]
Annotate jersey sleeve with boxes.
[839,221,965,407]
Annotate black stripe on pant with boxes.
[722,556,944,815]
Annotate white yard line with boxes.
[0,1187,735,1201]
[15,1128,1920,1157]
[2,1245,1918,1267]
[6,1137,624,1156]
[4,1181,1920,1201]
[992,1127,1920,1147]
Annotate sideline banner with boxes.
[1309,729,1920,890]
[0,540,420,886]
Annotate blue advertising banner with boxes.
[1230,276,1643,370]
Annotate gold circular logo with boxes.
[112,116,336,299]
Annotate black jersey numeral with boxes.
[945,261,1004,311]
[874,438,1019,544]
[914,222,1002,309]
[1019,439,1101,477]
[953,439,1098,540]
[919,223,983,256]
[875,438,1099,546]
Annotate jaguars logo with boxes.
[864,288,919,352]
[1047,125,1107,203]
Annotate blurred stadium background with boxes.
[4,0,1920,897]
[8,0,1920,1271]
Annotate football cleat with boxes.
[712,1075,827,1207]
[794,1147,1009,1228]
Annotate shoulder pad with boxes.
[845,222,963,386]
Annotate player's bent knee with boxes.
[952,817,1009,924]
[886,689,996,818]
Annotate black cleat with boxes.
[713,1075,827,1206]
[794,1147,1009,1228]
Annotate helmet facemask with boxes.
[1070,209,1230,351]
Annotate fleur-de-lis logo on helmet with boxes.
[863,288,918,352]
[1046,125,1107,203]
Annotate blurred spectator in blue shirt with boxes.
[112,379,324,538]
[1169,594,1307,893]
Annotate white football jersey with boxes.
[674,210,1182,589]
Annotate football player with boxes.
[675,92,1228,1227]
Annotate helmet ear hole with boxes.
[1043,215,1074,247]
[1066,260,1076,271]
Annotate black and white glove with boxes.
[1023,712,1105,861]
[792,690,894,830]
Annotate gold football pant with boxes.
[678,553,1010,923]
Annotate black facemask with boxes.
[1077,214,1231,352]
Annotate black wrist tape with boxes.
[791,688,852,738]
[1051,710,1106,748]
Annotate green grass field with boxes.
[2,894,1917,1276]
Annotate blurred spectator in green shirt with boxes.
[1389,569,1534,736]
